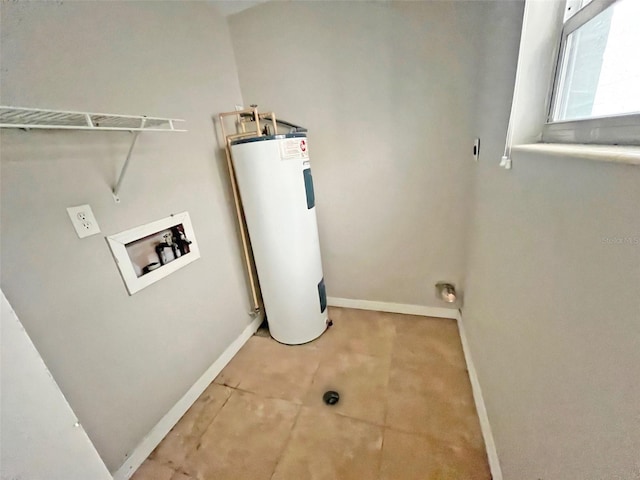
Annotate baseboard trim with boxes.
[112,313,263,480]
[456,311,502,480]
[327,297,457,319]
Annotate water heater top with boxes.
[230,132,307,146]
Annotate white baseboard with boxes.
[327,298,501,480]
[327,297,457,319]
[112,313,263,480]
[456,311,502,480]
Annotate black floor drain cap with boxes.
[323,390,340,405]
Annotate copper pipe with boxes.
[216,107,282,312]
[256,112,278,135]
[218,111,261,312]
[226,132,260,141]
[224,137,260,311]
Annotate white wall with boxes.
[230,1,640,478]
[464,1,640,478]
[0,1,251,472]
[228,1,488,307]
[1,291,112,480]
[4,2,638,479]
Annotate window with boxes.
[543,0,640,145]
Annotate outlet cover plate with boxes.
[67,204,101,238]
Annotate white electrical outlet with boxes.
[66,204,101,238]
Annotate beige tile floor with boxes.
[132,307,490,480]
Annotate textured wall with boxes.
[1,1,251,471]
[464,1,640,478]
[228,1,488,307]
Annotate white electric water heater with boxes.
[230,133,328,345]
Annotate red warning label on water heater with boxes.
[280,138,309,160]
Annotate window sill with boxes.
[512,143,640,166]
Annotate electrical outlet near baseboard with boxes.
[66,204,101,238]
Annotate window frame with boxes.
[543,0,640,146]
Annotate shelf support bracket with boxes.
[112,118,146,203]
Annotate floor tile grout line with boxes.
[151,386,228,471]
[224,377,394,430]
[377,426,387,480]
[382,313,489,463]
[223,384,310,406]
[381,424,485,450]
[173,387,235,477]
[156,308,486,479]
[268,404,304,480]
[306,347,392,420]
[226,384,433,433]
[306,347,391,428]
[388,350,470,369]
[305,350,325,392]
[383,322,400,429]
[378,337,393,480]
[307,402,387,428]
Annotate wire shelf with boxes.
[0,106,186,132]
[0,105,187,202]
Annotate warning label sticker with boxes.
[280,138,309,160]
